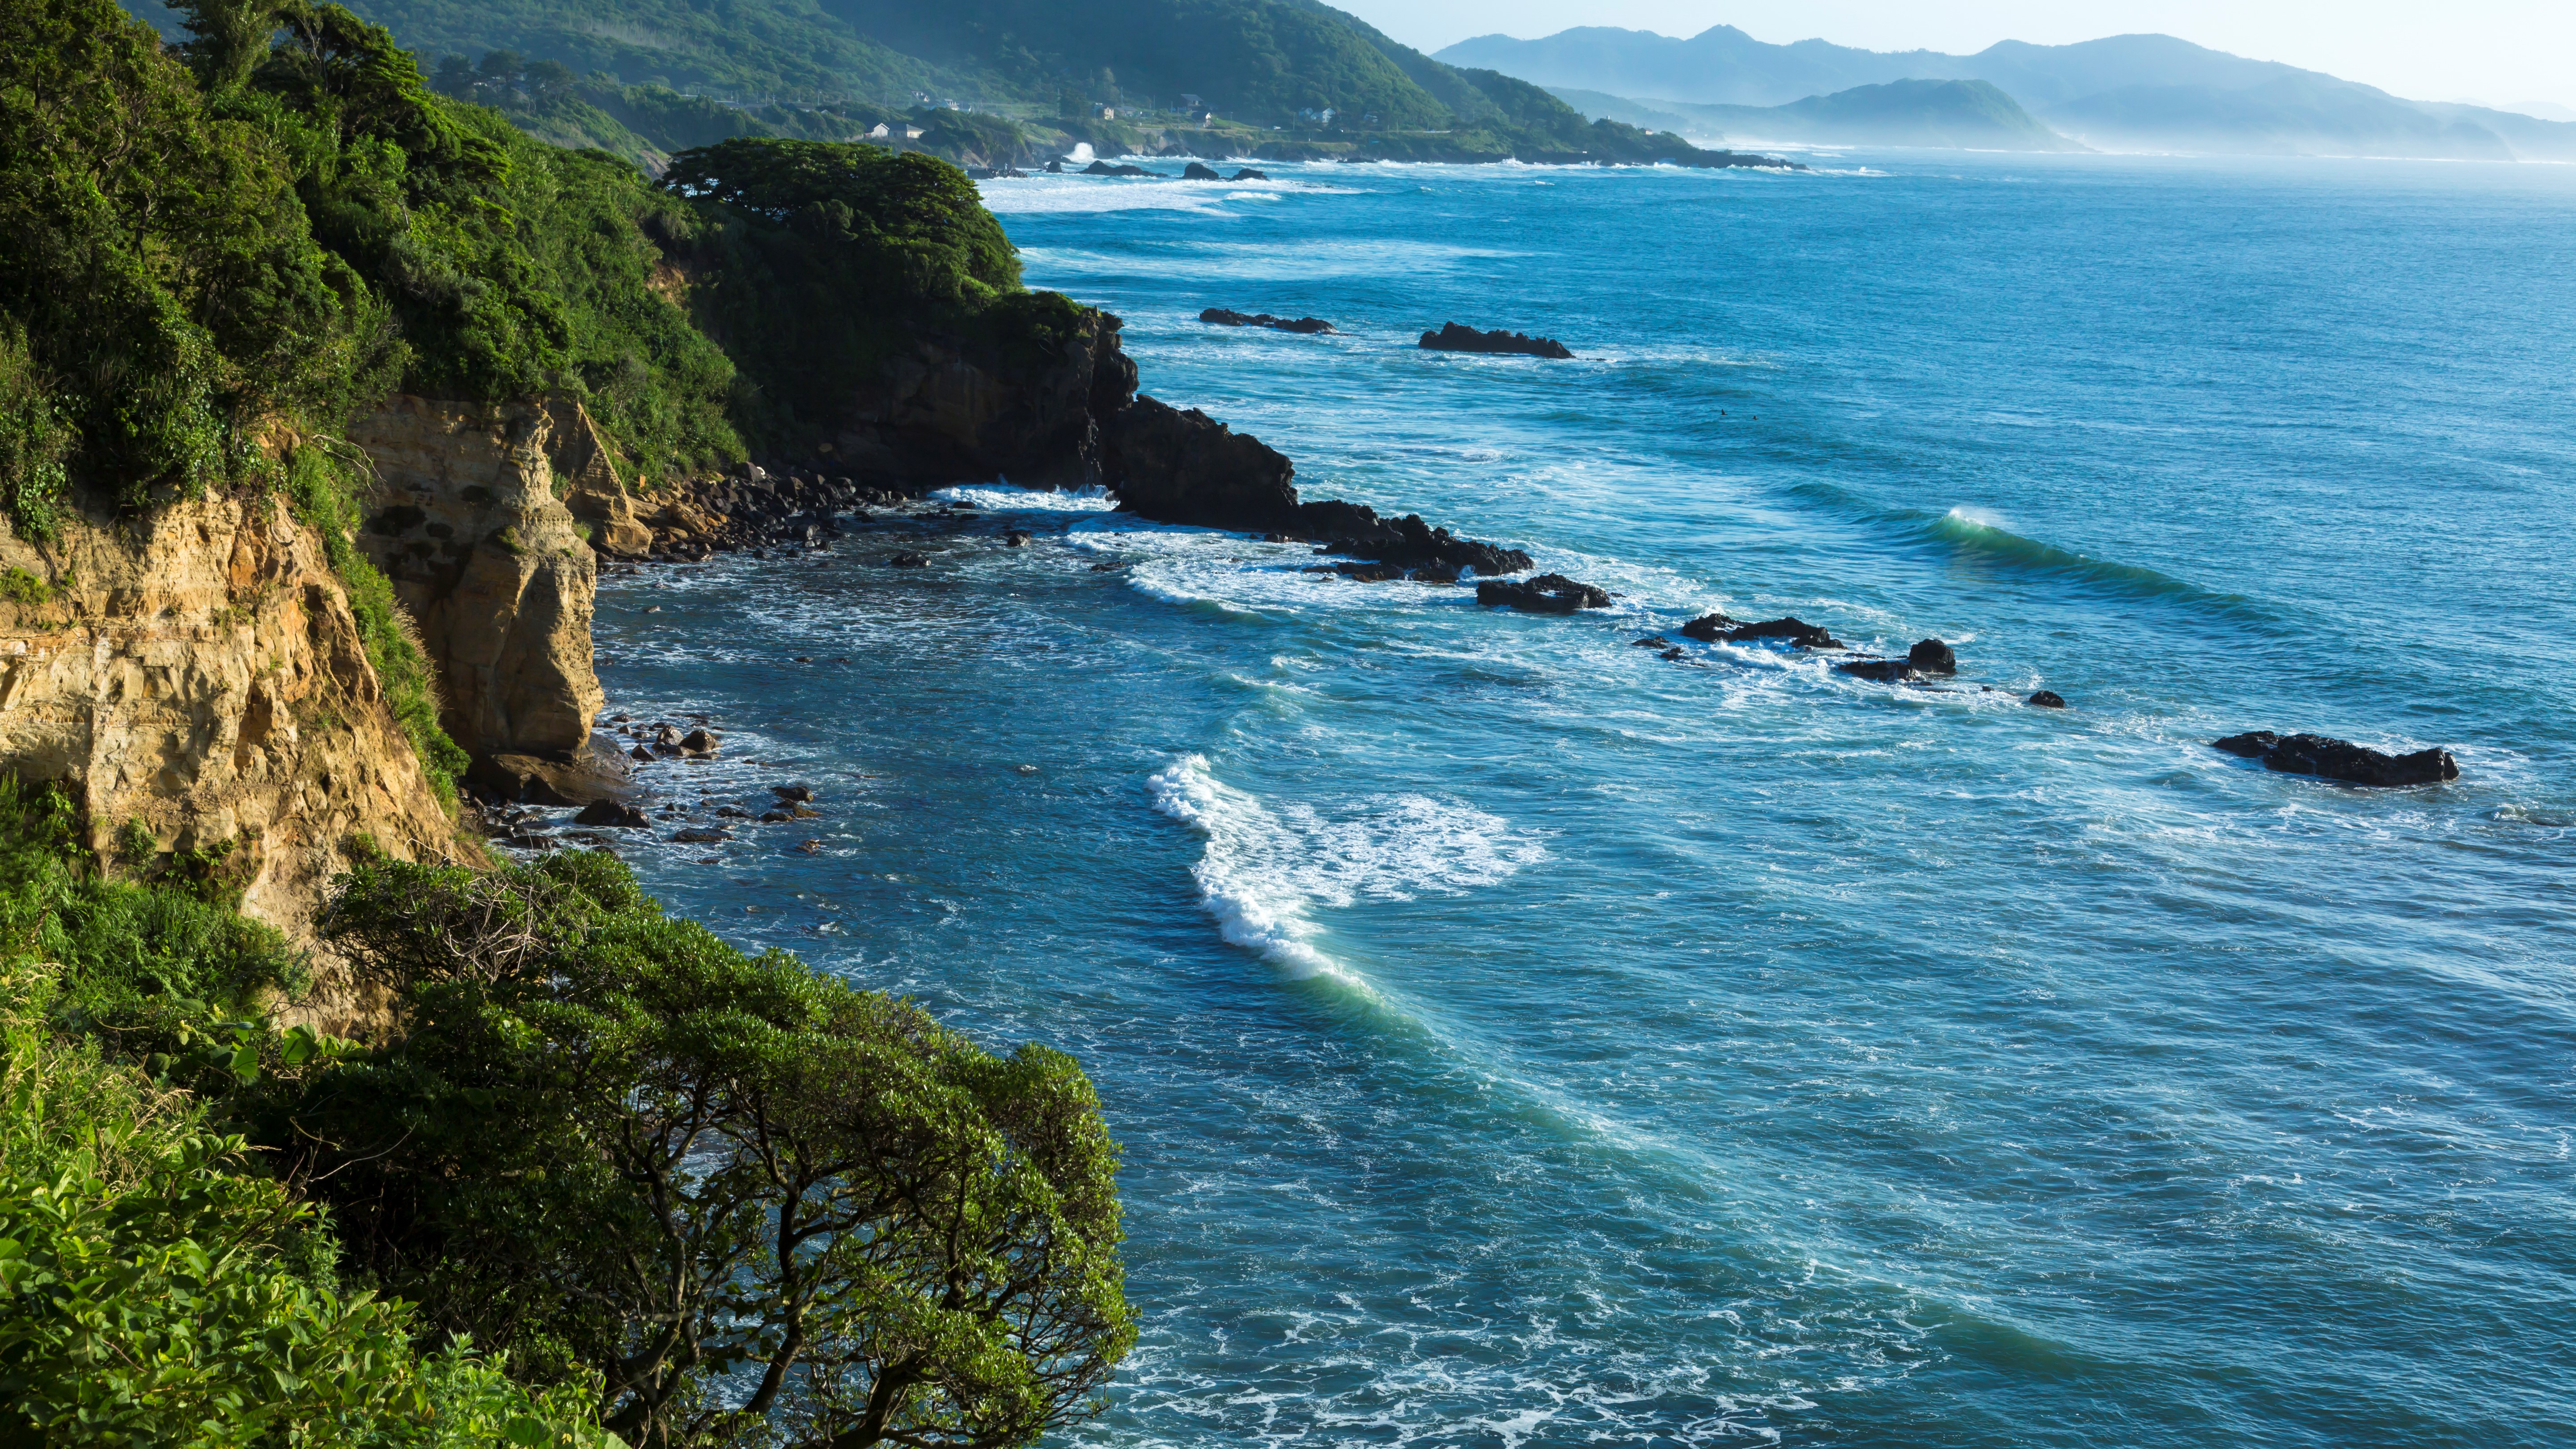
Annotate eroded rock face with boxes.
[1103,395,1301,530]
[347,396,604,764]
[0,488,460,1013]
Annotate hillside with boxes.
[1559,79,2085,153]
[1439,25,2576,161]
[121,0,1788,166]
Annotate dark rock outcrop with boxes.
[1230,168,1269,181]
[2212,731,2459,786]
[1102,396,1299,530]
[2027,690,2068,708]
[1082,161,1160,177]
[1419,322,1575,360]
[888,552,930,568]
[1182,161,1223,179]
[1720,617,1844,649]
[1679,613,1739,642]
[573,799,649,827]
[1835,658,1924,683]
[1908,639,1957,674]
[1476,573,1611,614]
[1200,308,1336,334]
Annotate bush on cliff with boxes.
[267,848,1137,1445]
[0,774,613,1445]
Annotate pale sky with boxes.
[1340,1,2576,113]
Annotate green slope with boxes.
[123,0,1785,165]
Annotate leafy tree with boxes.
[275,850,1135,1447]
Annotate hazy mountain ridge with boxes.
[1555,78,2087,153]
[1438,25,2576,160]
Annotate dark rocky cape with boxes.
[1420,322,1576,359]
[669,308,1528,576]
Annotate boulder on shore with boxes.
[1475,573,1611,614]
[573,799,649,827]
[2210,731,2459,786]
[1419,322,1575,360]
[469,751,630,808]
[1200,308,1336,334]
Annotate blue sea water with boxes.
[589,152,2576,1446]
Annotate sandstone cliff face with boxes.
[544,398,655,558]
[347,397,605,764]
[829,309,1137,489]
[0,490,461,982]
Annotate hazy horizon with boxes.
[1339,1,2576,115]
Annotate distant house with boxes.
[866,122,890,139]
[1179,93,1202,110]
[904,125,924,139]
[1091,102,1115,119]
[1319,107,1335,125]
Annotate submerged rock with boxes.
[888,552,930,568]
[1200,308,1336,335]
[2210,731,2459,785]
[1419,322,1575,360]
[2027,690,2068,708]
[1475,573,1611,614]
[1334,561,1409,582]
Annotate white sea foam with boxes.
[927,482,1117,513]
[1146,754,1545,983]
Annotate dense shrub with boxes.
[275,849,1136,1446]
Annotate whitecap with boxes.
[1146,754,1546,983]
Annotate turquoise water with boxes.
[592,152,2576,1446]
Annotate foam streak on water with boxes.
[591,153,2576,1449]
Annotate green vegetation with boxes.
[0,774,1137,1444]
[118,0,1749,164]
[0,774,616,1445]
[659,137,1028,445]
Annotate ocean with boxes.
[589,151,2576,1447]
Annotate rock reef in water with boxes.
[1419,322,1575,359]
[2211,731,2459,786]
[1081,160,1160,176]
[1201,307,1335,334]
[1682,614,1845,649]
[1475,573,1612,613]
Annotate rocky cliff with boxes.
[0,488,462,996]
[347,396,608,767]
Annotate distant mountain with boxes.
[1556,79,2084,153]
[1437,25,2576,161]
